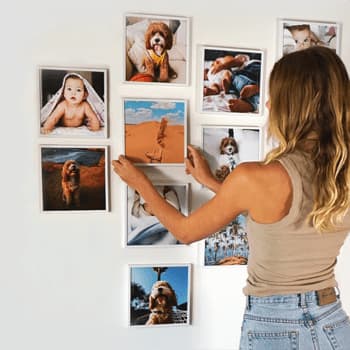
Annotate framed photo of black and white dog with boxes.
[129,264,191,327]
[277,19,340,58]
[39,145,109,212]
[200,46,264,116]
[123,98,187,165]
[126,183,189,246]
[124,13,190,85]
[39,66,108,138]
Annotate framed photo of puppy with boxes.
[277,19,340,57]
[39,67,108,138]
[40,145,109,212]
[200,46,264,116]
[126,183,189,247]
[124,13,190,85]
[129,264,191,327]
[123,98,187,165]
[200,126,261,266]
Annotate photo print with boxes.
[39,67,108,138]
[129,264,191,327]
[40,146,108,212]
[202,126,261,266]
[200,46,264,115]
[126,184,189,246]
[125,13,189,84]
[124,98,187,165]
[278,19,340,57]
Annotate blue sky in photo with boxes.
[124,99,185,125]
[131,266,189,304]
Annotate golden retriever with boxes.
[61,159,80,207]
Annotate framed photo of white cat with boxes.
[277,19,341,58]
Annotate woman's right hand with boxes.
[185,145,221,193]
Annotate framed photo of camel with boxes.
[123,98,187,165]
[126,183,189,247]
[200,46,264,116]
[39,145,109,212]
[124,13,190,85]
[128,264,191,327]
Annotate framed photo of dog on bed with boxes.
[39,145,109,212]
[123,98,187,165]
[124,13,190,85]
[39,67,108,138]
[200,46,264,116]
[201,126,262,266]
[125,183,190,247]
[128,264,191,327]
[277,19,340,58]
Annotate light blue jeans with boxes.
[239,291,350,349]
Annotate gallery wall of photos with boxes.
[37,13,341,327]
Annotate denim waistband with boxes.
[246,287,340,308]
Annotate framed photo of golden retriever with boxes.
[201,126,262,266]
[126,183,189,246]
[129,264,191,327]
[124,13,190,85]
[200,46,264,116]
[40,145,109,212]
[277,19,340,58]
[123,98,187,165]
[39,66,108,138]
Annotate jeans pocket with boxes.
[323,316,350,349]
[248,331,299,350]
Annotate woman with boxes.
[113,46,350,349]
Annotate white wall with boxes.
[2,0,350,349]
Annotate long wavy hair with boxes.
[265,46,350,232]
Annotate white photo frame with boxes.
[199,45,264,116]
[128,264,191,327]
[125,183,190,247]
[200,125,262,266]
[277,19,341,58]
[38,66,108,139]
[124,13,190,85]
[123,98,187,166]
[39,145,109,212]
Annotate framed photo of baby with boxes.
[40,145,109,212]
[200,46,264,116]
[126,184,189,246]
[129,264,191,327]
[278,19,340,57]
[39,67,108,138]
[123,98,187,165]
[124,13,190,85]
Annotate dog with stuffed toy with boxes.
[143,22,177,82]
[215,136,240,182]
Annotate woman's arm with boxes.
[185,145,221,193]
[112,156,253,244]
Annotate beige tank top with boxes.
[243,151,349,296]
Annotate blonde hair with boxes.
[265,46,350,232]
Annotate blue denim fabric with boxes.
[239,291,350,350]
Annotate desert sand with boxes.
[125,120,185,164]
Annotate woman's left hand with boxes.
[112,156,150,191]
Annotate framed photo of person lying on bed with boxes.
[200,46,264,116]
[39,145,109,212]
[201,125,262,266]
[277,19,340,58]
[124,13,190,85]
[128,264,191,327]
[123,98,187,165]
[39,67,108,138]
[125,183,189,246]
